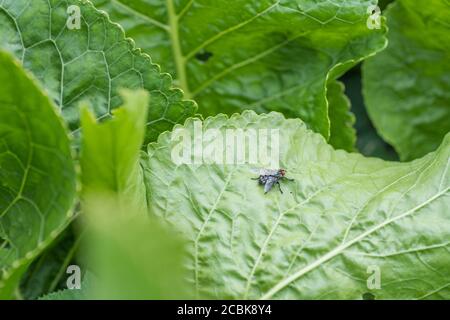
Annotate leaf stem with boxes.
[48,230,84,293]
[166,0,191,98]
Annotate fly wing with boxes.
[264,178,277,193]
[250,168,264,175]
[250,168,278,175]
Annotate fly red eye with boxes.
[280,169,286,176]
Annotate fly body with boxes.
[251,168,294,194]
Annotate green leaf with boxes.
[40,216,190,300]
[327,80,356,151]
[92,0,387,147]
[363,0,450,161]
[80,89,149,214]
[39,272,94,300]
[85,214,190,300]
[19,228,81,300]
[142,111,450,299]
[0,51,76,299]
[0,0,196,142]
[341,68,399,160]
[79,92,189,299]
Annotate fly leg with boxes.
[277,182,283,194]
[252,177,266,186]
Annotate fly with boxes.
[251,168,294,194]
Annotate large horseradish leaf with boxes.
[92,0,387,151]
[0,0,196,142]
[142,111,450,299]
[363,0,450,161]
[0,52,76,299]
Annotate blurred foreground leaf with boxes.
[75,91,190,299]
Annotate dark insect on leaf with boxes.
[251,168,294,194]
[195,50,213,62]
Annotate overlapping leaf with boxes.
[80,89,149,214]
[0,0,196,142]
[0,52,76,299]
[93,0,387,150]
[142,111,450,299]
[78,93,189,300]
[342,68,398,160]
[363,0,450,160]
[327,80,356,151]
